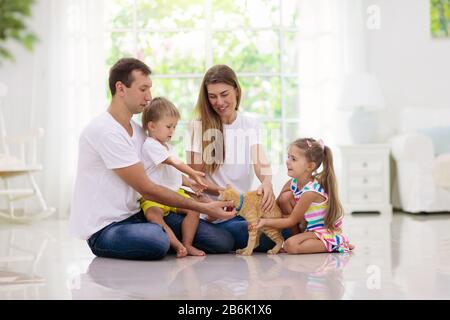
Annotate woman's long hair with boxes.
[194,65,241,174]
[290,138,343,231]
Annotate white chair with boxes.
[0,82,55,222]
[390,107,450,213]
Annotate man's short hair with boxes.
[109,58,152,96]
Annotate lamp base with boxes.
[348,110,378,144]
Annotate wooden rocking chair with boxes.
[0,82,55,222]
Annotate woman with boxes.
[187,64,290,251]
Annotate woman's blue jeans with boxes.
[87,210,235,260]
[215,216,291,252]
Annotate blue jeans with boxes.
[87,211,235,260]
[215,216,291,252]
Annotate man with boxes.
[69,58,235,260]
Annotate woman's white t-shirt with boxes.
[141,137,182,192]
[187,112,262,221]
[69,112,146,240]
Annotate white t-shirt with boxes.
[141,137,182,192]
[187,112,262,222]
[69,112,147,240]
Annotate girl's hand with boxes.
[257,181,275,213]
[249,218,266,231]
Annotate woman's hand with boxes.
[257,181,275,213]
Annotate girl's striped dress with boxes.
[290,178,351,253]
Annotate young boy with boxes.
[141,97,208,257]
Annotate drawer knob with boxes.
[363,193,368,199]
[362,162,368,168]
[363,178,368,184]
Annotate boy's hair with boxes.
[290,138,343,231]
[141,97,180,130]
[109,58,152,96]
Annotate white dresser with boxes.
[338,144,392,219]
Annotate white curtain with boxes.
[32,0,107,218]
[297,0,367,146]
[26,0,368,217]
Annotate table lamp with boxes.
[339,73,385,143]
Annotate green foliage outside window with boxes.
[431,0,450,37]
[0,0,38,63]
[106,0,300,164]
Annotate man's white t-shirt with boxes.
[141,137,182,192]
[69,112,147,240]
[187,112,262,222]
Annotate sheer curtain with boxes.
[297,0,367,145]
[32,0,107,218]
[29,0,368,218]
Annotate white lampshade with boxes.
[339,73,385,111]
[339,73,385,144]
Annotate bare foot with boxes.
[175,245,188,258]
[349,243,355,250]
[185,245,205,256]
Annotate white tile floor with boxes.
[1,212,450,300]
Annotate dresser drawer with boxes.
[348,190,383,203]
[348,157,384,173]
[349,175,383,188]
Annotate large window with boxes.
[105,0,301,165]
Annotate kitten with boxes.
[219,185,284,255]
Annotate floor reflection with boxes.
[0,228,50,299]
[72,252,352,300]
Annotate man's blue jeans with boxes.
[215,216,291,251]
[87,210,235,260]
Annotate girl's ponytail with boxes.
[316,146,343,231]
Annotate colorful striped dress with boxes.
[290,178,351,253]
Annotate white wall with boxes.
[363,0,450,138]
[0,0,51,212]
[2,0,450,214]
[0,0,50,137]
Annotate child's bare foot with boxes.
[185,245,205,256]
[175,245,188,258]
[349,243,355,250]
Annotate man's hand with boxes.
[200,200,236,220]
[257,181,275,213]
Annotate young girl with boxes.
[140,97,208,258]
[253,138,354,254]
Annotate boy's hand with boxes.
[185,176,206,194]
[190,170,208,189]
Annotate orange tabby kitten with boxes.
[219,185,284,255]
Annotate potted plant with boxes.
[0,0,38,63]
